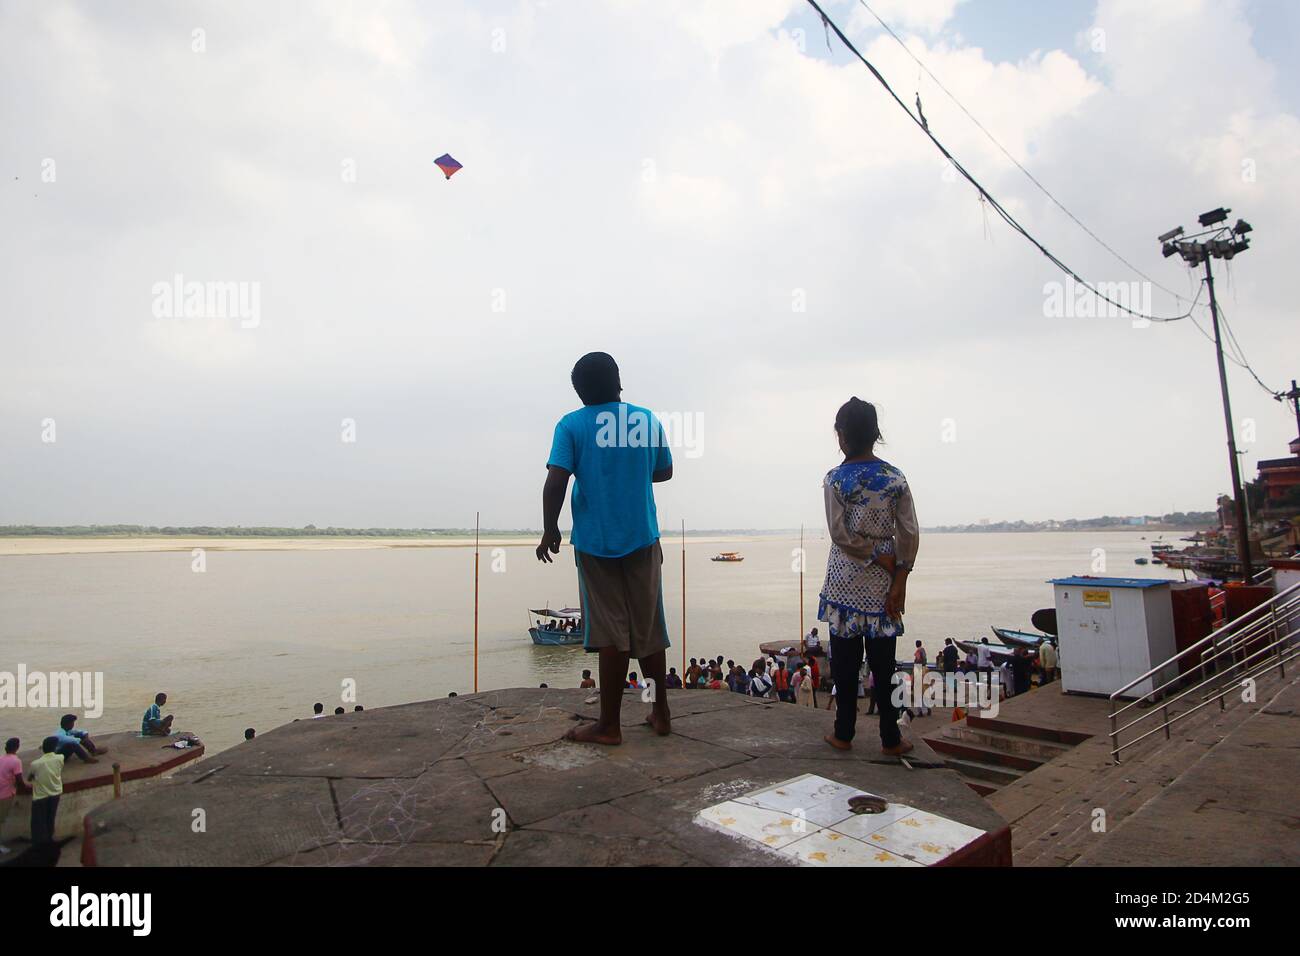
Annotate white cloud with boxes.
[0,0,1296,529]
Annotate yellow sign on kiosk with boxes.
[1082,589,1112,608]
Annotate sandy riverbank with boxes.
[0,533,784,556]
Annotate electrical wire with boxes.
[808,0,1287,394]
[855,0,1198,311]
[804,0,1199,323]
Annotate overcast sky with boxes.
[2,0,1298,531]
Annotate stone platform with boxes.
[1,731,204,845]
[82,689,1010,866]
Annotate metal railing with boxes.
[1109,578,1300,763]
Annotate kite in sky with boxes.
[434,153,462,180]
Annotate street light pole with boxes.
[1203,257,1253,580]
[1160,208,1256,581]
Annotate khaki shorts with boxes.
[575,540,670,660]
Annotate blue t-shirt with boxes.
[142,703,161,734]
[547,402,671,558]
[54,728,85,747]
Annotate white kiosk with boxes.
[1048,576,1178,698]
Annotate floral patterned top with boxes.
[817,459,919,641]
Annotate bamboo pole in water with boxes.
[681,519,687,674]
[474,512,480,693]
[799,524,805,647]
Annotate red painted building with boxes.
[1257,436,1300,508]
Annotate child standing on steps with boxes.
[818,398,920,756]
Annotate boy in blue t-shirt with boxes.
[538,352,673,745]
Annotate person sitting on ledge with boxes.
[54,714,105,763]
[141,692,174,736]
[244,728,256,740]
[537,351,673,745]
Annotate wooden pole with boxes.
[112,762,122,799]
[799,524,805,648]
[681,519,687,674]
[474,512,480,693]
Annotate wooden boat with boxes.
[990,626,1051,649]
[1134,557,1149,565]
[528,607,584,646]
[757,638,829,660]
[711,552,744,562]
[956,639,1033,663]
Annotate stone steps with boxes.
[937,755,1025,787]
[941,725,1071,763]
[923,720,1075,796]
[996,666,1292,867]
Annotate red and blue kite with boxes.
[434,153,462,180]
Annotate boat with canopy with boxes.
[528,607,584,646]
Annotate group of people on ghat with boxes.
[538,351,919,754]
[0,692,177,852]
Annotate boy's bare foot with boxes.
[882,740,914,757]
[824,733,851,751]
[645,709,671,736]
[565,721,622,746]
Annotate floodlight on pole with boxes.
[1158,206,1255,580]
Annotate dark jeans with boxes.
[830,634,900,748]
[31,795,59,843]
[55,742,92,762]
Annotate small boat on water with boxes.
[990,626,1051,649]
[711,552,744,562]
[1134,557,1149,565]
[956,639,1033,663]
[528,607,584,646]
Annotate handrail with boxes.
[1109,576,1299,763]
[1110,600,1298,727]
[1110,620,1299,743]
[1109,579,1300,704]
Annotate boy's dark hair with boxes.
[834,397,882,457]
[313,702,324,713]
[4,738,18,754]
[155,692,167,704]
[59,714,77,731]
[571,352,621,405]
[582,669,591,678]
[334,707,345,715]
[244,728,255,740]
[41,736,60,754]
[354,705,363,712]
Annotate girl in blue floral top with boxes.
[819,398,919,755]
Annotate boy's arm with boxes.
[536,466,571,563]
[652,418,672,482]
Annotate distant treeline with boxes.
[925,512,1217,534]
[0,525,530,538]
